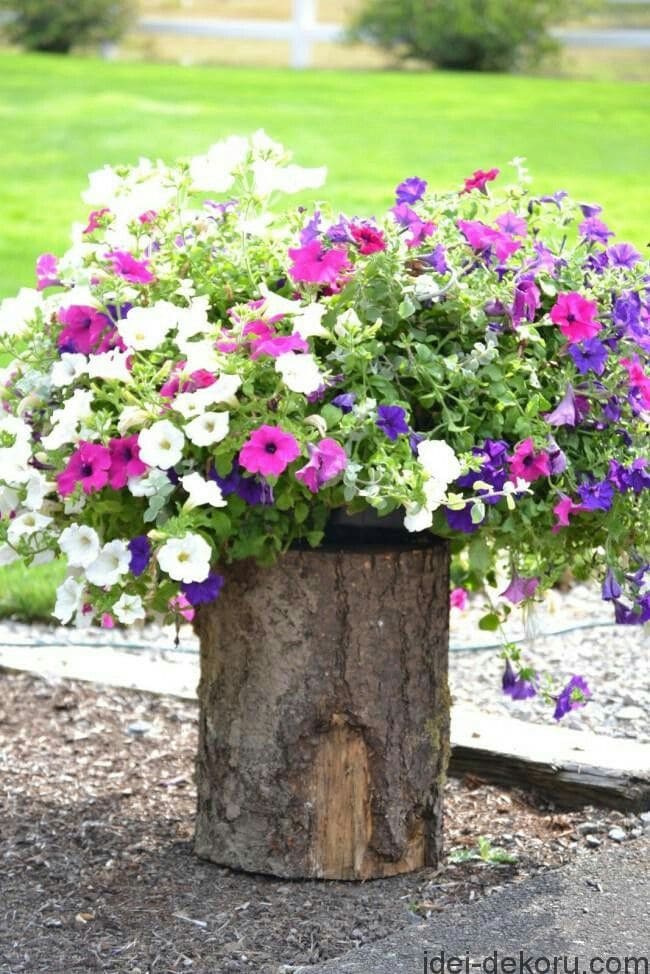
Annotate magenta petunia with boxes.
[350,224,387,255]
[36,253,60,290]
[295,438,347,493]
[107,250,156,285]
[288,241,351,285]
[495,212,528,237]
[552,495,586,533]
[550,292,601,343]
[458,219,521,263]
[160,363,217,398]
[450,587,469,611]
[250,333,309,359]
[108,435,148,489]
[58,305,112,355]
[461,168,500,194]
[239,425,301,478]
[57,442,112,497]
[509,438,551,483]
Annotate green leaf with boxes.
[468,536,490,575]
[478,613,500,632]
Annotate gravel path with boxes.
[0,583,647,742]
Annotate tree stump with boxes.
[194,533,450,880]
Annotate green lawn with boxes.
[1,52,649,298]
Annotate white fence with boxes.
[136,0,650,68]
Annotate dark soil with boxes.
[0,671,643,974]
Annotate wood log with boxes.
[194,539,450,880]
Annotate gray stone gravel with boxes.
[449,584,649,743]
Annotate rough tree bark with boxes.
[194,536,450,880]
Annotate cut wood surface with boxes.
[451,705,650,812]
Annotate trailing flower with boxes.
[0,132,647,717]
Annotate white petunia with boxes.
[181,472,227,510]
[118,302,178,351]
[128,469,170,498]
[117,405,152,435]
[172,376,241,420]
[54,576,85,624]
[293,302,328,339]
[59,524,101,568]
[0,288,42,338]
[7,511,52,546]
[0,486,19,517]
[184,410,230,447]
[252,159,327,197]
[157,533,211,584]
[189,135,249,193]
[174,296,211,343]
[51,353,88,388]
[175,338,221,375]
[41,389,95,450]
[87,349,132,383]
[0,414,32,470]
[24,472,51,511]
[85,540,131,587]
[417,440,462,486]
[113,592,146,625]
[275,352,323,396]
[403,479,447,533]
[138,420,185,469]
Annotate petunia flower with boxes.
[551,494,586,533]
[461,168,500,194]
[57,442,112,497]
[36,253,60,290]
[376,405,409,441]
[508,439,551,483]
[287,241,351,285]
[550,292,601,344]
[499,574,539,605]
[579,216,614,244]
[108,436,147,489]
[502,659,538,699]
[450,587,469,611]
[181,572,225,607]
[544,385,589,428]
[395,176,427,205]
[553,675,591,720]
[577,477,614,512]
[107,250,155,285]
[128,535,152,576]
[295,438,347,493]
[350,224,386,255]
[239,425,300,478]
[58,305,111,355]
[568,339,608,376]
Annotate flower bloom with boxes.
[450,587,469,611]
[395,177,427,205]
[181,572,225,606]
[376,405,409,441]
[568,339,608,376]
[128,535,152,576]
[552,495,586,532]
[108,436,147,489]
[508,439,551,483]
[296,438,347,493]
[113,593,146,624]
[287,241,351,285]
[553,675,591,720]
[58,305,112,355]
[36,253,60,290]
[502,659,537,700]
[239,425,301,478]
[107,251,155,285]
[457,220,521,262]
[57,442,112,497]
[157,533,212,583]
[350,224,386,255]
[550,292,601,343]
[58,524,101,568]
[85,540,131,586]
[138,420,185,470]
[461,168,500,194]
[500,574,539,605]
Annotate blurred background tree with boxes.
[0,0,133,54]
[349,0,598,71]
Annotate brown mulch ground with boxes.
[0,671,644,974]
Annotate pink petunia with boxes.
[169,593,195,622]
[36,253,60,290]
[295,438,347,493]
[461,168,500,194]
[551,495,586,533]
[620,357,650,410]
[239,425,301,478]
[101,613,115,629]
[550,292,601,343]
[288,241,351,286]
[57,442,112,497]
[250,333,309,359]
[84,208,110,234]
[58,305,112,355]
[450,587,470,611]
[107,251,156,285]
[160,363,217,398]
[350,224,387,255]
[108,436,147,489]
[509,438,551,483]
[458,220,521,263]
[495,212,528,237]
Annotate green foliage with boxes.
[449,835,518,864]
[350,0,591,72]
[0,0,133,54]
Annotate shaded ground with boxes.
[0,672,646,974]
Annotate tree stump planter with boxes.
[194,513,451,880]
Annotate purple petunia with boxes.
[502,660,538,700]
[395,177,427,205]
[444,505,481,533]
[579,217,614,245]
[210,464,273,506]
[421,244,449,274]
[577,478,614,512]
[601,568,622,601]
[544,385,590,428]
[568,339,608,376]
[128,535,152,577]
[607,243,641,269]
[376,405,409,441]
[181,572,225,606]
[331,392,356,413]
[553,675,591,720]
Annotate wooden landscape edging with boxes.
[450,705,650,812]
